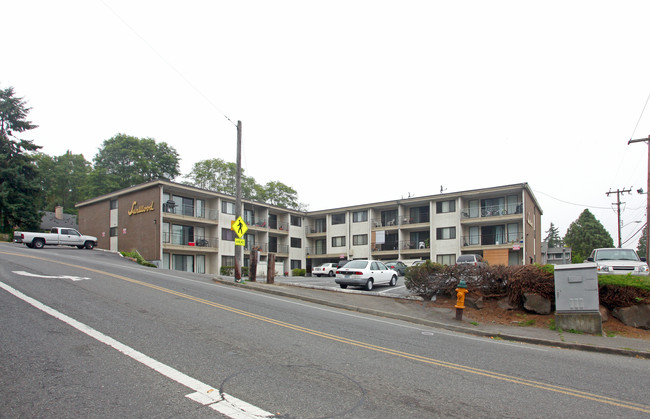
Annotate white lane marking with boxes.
[13,270,91,281]
[0,281,273,419]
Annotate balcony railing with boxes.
[400,240,430,250]
[461,204,523,219]
[305,246,327,255]
[262,243,289,254]
[371,242,399,251]
[461,233,523,246]
[163,203,219,220]
[372,219,399,227]
[306,225,327,234]
[163,233,218,248]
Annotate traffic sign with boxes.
[235,238,245,246]
[232,216,248,238]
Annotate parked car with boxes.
[456,254,486,267]
[337,259,349,268]
[384,260,407,276]
[312,262,338,277]
[335,260,398,291]
[587,248,649,276]
[14,227,97,250]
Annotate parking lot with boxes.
[272,274,415,299]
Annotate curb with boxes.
[212,277,650,359]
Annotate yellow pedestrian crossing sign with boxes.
[232,216,248,238]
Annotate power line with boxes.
[532,189,612,210]
[98,0,237,128]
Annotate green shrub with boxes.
[292,268,306,277]
[220,266,234,276]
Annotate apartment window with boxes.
[196,255,205,274]
[436,254,456,266]
[314,218,326,233]
[409,206,430,223]
[244,208,254,225]
[381,210,398,226]
[353,210,368,223]
[291,237,302,248]
[291,260,302,270]
[110,227,117,237]
[222,228,235,241]
[436,200,456,214]
[315,239,326,254]
[173,255,194,272]
[222,201,235,215]
[332,236,346,247]
[507,223,519,242]
[353,234,368,245]
[195,199,205,218]
[436,227,456,240]
[469,226,479,245]
[163,253,170,269]
[110,199,118,210]
[331,213,345,225]
[222,256,235,267]
[290,215,302,227]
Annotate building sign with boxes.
[128,201,155,216]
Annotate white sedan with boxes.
[335,260,398,291]
[312,262,338,277]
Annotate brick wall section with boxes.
[118,186,161,261]
[78,201,109,248]
[78,185,161,261]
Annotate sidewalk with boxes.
[213,276,650,359]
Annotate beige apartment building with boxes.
[76,180,542,275]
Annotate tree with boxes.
[88,134,180,196]
[0,86,42,232]
[543,222,562,248]
[258,181,302,209]
[34,151,91,213]
[563,209,614,263]
[637,226,647,259]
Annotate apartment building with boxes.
[76,180,542,275]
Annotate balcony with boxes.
[305,246,327,256]
[262,242,289,255]
[461,233,523,247]
[306,225,327,235]
[163,233,218,250]
[460,204,523,220]
[371,219,399,228]
[162,202,219,221]
[400,240,430,251]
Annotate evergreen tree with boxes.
[544,222,562,248]
[0,86,42,232]
[637,226,647,260]
[563,209,614,263]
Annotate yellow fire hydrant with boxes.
[454,279,468,321]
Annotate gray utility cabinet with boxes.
[554,263,599,311]
[554,263,601,334]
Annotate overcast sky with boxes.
[3,1,650,248]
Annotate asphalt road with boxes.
[1,242,648,418]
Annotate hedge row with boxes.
[403,262,649,309]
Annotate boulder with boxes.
[465,296,484,310]
[612,304,650,330]
[498,297,516,310]
[523,293,552,315]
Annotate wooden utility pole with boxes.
[234,120,243,281]
[606,187,632,248]
[628,135,650,261]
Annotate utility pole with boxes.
[606,187,632,248]
[628,135,650,261]
[234,120,243,282]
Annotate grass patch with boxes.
[605,331,617,337]
[517,319,536,327]
[121,251,157,268]
[470,321,479,326]
[598,274,650,291]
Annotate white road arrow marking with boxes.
[13,271,91,281]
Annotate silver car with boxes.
[587,248,649,276]
[335,260,398,291]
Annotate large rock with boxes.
[465,296,484,310]
[523,293,552,315]
[612,304,650,330]
[599,305,609,323]
[498,297,516,310]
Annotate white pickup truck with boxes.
[14,227,98,250]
